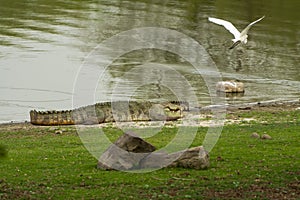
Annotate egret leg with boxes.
[229,40,241,49]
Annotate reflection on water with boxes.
[0,0,299,122]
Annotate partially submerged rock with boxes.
[216,80,245,93]
[97,132,209,170]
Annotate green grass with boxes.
[0,111,299,199]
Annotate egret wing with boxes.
[208,17,240,39]
[240,16,265,36]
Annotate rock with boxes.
[110,132,156,153]
[261,134,272,140]
[251,132,260,138]
[97,133,209,170]
[168,146,209,169]
[55,130,63,135]
[140,146,209,170]
[216,80,244,93]
[97,132,156,170]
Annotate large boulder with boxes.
[97,132,209,170]
[97,132,156,170]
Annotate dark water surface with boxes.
[0,0,299,122]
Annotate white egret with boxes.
[208,16,265,49]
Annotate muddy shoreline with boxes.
[1,99,299,130]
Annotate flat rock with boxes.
[140,146,209,170]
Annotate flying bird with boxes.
[208,16,265,49]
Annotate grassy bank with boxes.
[0,109,299,199]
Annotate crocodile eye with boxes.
[164,106,180,112]
[164,107,170,112]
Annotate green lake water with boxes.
[0,0,299,122]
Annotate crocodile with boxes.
[30,101,189,126]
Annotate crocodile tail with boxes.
[30,110,37,124]
[30,110,75,125]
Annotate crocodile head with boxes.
[149,101,188,121]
